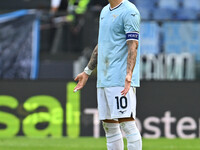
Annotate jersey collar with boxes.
[109,0,124,11]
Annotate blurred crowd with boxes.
[50,0,200,20]
[50,0,108,15]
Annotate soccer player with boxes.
[74,0,142,149]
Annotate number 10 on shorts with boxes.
[115,96,128,109]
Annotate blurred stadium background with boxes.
[0,0,200,149]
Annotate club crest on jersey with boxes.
[112,14,118,21]
[112,14,118,18]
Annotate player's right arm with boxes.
[87,44,98,70]
[74,45,98,92]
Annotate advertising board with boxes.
[0,80,199,138]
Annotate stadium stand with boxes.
[182,0,200,11]
[130,0,200,20]
[152,8,175,20]
[133,0,157,10]
[158,0,180,10]
[163,22,200,61]
[175,8,199,20]
[131,0,157,20]
[140,22,160,55]
[137,7,152,20]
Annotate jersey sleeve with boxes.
[123,10,140,41]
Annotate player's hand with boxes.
[74,72,89,92]
[121,74,132,96]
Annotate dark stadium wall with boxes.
[0,80,200,138]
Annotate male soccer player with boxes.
[74,0,142,149]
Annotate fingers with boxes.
[121,89,125,96]
[74,76,79,81]
[73,88,80,93]
[121,83,130,96]
[74,74,81,92]
[73,75,81,92]
[121,88,129,96]
[74,84,82,92]
[73,72,88,93]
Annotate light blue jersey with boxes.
[97,0,141,88]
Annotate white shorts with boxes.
[97,87,137,120]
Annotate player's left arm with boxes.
[121,10,140,96]
[121,40,138,96]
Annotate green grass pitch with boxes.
[0,137,200,150]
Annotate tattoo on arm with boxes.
[126,40,138,77]
[87,45,98,70]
